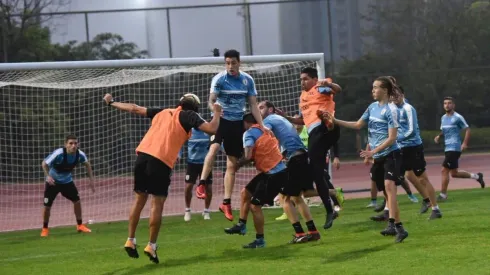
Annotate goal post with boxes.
[0,53,332,232]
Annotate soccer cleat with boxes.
[374,201,386,212]
[184,211,191,222]
[428,209,442,220]
[144,244,159,264]
[335,187,345,207]
[202,211,211,220]
[380,223,396,236]
[437,194,447,202]
[366,201,377,208]
[395,229,409,243]
[288,234,309,244]
[224,223,247,235]
[77,224,91,233]
[370,210,389,222]
[333,211,339,220]
[275,213,288,221]
[40,228,49,237]
[408,194,419,203]
[420,201,430,214]
[307,231,321,242]
[219,203,233,221]
[477,173,485,188]
[323,212,334,229]
[242,238,265,249]
[195,184,207,199]
[124,240,139,259]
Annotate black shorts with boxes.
[43,182,80,207]
[185,163,213,184]
[401,144,427,176]
[307,123,340,165]
[210,118,243,158]
[442,151,461,170]
[134,152,172,197]
[245,170,288,206]
[371,150,403,190]
[285,151,311,196]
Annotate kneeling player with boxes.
[224,113,287,248]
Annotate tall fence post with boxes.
[166,8,173,58]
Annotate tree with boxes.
[52,33,148,61]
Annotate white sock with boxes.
[384,206,389,211]
[149,242,157,251]
[432,205,439,210]
[128,238,136,244]
[440,193,447,198]
[470,173,479,179]
[185,208,191,212]
[203,208,210,213]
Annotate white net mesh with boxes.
[0,58,322,232]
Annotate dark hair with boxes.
[224,49,240,61]
[243,112,256,123]
[301,67,318,79]
[65,134,77,142]
[443,96,454,102]
[375,76,400,97]
[261,100,276,113]
[179,97,199,112]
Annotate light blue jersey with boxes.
[361,102,400,159]
[263,114,306,159]
[440,112,468,152]
[243,128,286,174]
[210,70,257,121]
[396,102,422,148]
[44,148,88,184]
[179,129,210,164]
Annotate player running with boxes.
[196,49,267,222]
[40,134,95,237]
[103,93,221,264]
[434,96,485,200]
[322,76,409,243]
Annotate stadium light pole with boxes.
[237,0,253,55]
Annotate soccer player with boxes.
[178,128,213,221]
[196,49,267,221]
[390,90,442,219]
[278,67,341,229]
[257,101,320,242]
[103,93,222,264]
[322,76,409,243]
[434,96,485,200]
[224,113,288,248]
[40,134,95,237]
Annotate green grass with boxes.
[2,189,490,275]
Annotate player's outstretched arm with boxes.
[198,103,223,135]
[317,78,342,94]
[248,96,266,128]
[333,117,366,130]
[275,108,305,125]
[103,93,148,117]
[83,161,95,193]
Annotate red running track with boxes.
[0,153,488,232]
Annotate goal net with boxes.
[0,54,326,232]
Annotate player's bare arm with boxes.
[275,108,305,125]
[208,93,218,112]
[317,79,342,94]
[236,146,253,170]
[248,96,266,128]
[332,116,366,130]
[462,127,471,150]
[434,131,443,143]
[360,128,397,159]
[103,93,148,117]
[41,160,54,185]
[198,103,223,135]
[83,161,95,193]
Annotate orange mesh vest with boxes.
[299,85,336,129]
[250,125,283,173]
[136,106,192,168]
